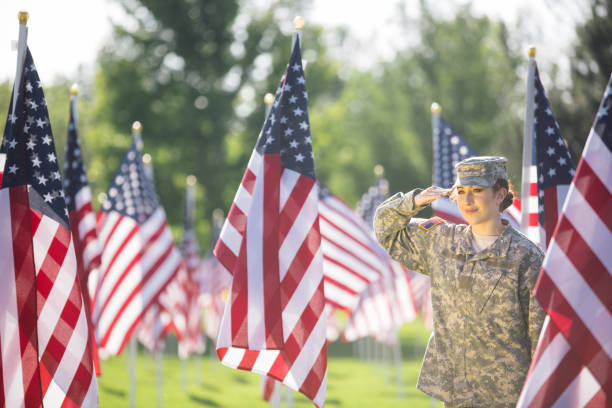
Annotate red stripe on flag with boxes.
[573,160,612,232]
[542,186,558,246]
[320,213,378,257]
[530,182,538,196]
[548,216,612,317]
[529,212,539,227]
[99,239,174,346]
[299,341,327,403]
[238,349,260,371]
[279,176,313,246]
[263,154,283,348]
[97,220,166,320]
[242,168,256,195]
[281,217,320,307]
[323,275,358,296]
[322,254,371,284]
[535,270,612,394]
[10,186,43,406]
[227,203,247,236]
[100,224,138,284]
[230,239,249,347]
[214,238,238,274]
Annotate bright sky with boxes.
[0,0,586,84]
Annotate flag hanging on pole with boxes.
[531,66,575,249]
[517,74,612,408]
[0,44,97,406]
[214,36,327,407]
[93,129,183,356]
[63,85,103,376]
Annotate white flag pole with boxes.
[128,335,137,408]
[392,330,405,399]
[431,102,442,183]
[11,11,29,117]
[521,46,537,234]
[155,347,164,408]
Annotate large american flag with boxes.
[63,89,102,375]
[214,39,327,407]
[0,48,97,407]
[432,115,522,226]
[517,75,612,407]
[93,137,183,355]
[530,66,575,249]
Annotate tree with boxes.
[90,0,344,241]
[549,0,612,159]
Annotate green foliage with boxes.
[87,0,343,246]
[548,0,612,159]
[311,4,523,204]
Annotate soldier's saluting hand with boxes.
[374,156,545,408]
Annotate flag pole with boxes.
[431,102,442,184]
[155,345,164,408]
[128,335,137,408]
[521,46,537,233]
[12,10,29,117]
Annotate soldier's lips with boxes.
[463,208,478,213]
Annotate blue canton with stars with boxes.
[101,140,159,224]
[593,75,612,152]
[355,177,389,229]
[433,117,477,188]
[256,40,315,180]
[63,97,91,212]
[2,48,69,227]
[533,66,575,221]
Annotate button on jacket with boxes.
[374,190,546,407]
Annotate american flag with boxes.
[214,39,327,406]
[432,115,522,226]
[200,210,231,342]
[342,176,418,343]
[318,184,383,312]
[517,75,612,407]
[179,179,205,355]
[63,88,103,375]
[531,66,575,248]
[0,48,97,407]
[93,136,183,355]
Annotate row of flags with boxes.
[0,15,610,408]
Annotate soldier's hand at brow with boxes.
[414,186,452,207]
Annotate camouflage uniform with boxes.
[374,157,545,407]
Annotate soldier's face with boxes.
[456,185,502,225]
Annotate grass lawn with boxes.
[98,318,444,407]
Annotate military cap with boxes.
[454,156,507,188]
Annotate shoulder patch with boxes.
[419,216,446,231]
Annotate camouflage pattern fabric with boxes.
[374,189,546,407]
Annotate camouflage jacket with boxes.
[374,190,546,407]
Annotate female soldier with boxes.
[374,156,545,407]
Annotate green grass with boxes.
[98,319,444,407]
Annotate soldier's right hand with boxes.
[414,186,452,207]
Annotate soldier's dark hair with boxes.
[492,178,515,212]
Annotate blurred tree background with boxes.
[1,0,611,246]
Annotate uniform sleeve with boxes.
[373,189,441,276]
[519,248,546,358]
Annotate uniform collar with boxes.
[454,219,513,260]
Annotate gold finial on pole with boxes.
[97,192,107,205]
[132,121,142,134]
[142,153,152,164]
[18,10,29,25]
[70,83,79,96]
[293,16,305,30]
[430,102,441,114]
[374,164,385,177]
[186,175,197,186]
[527,46,537,58]
[264,93,275,105]
[213,208,224,219]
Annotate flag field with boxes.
[98,319,441,407]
